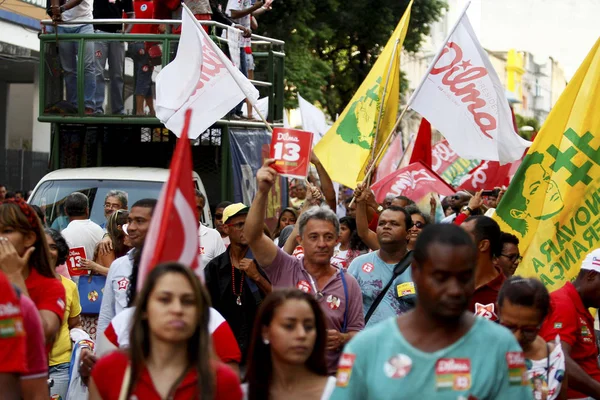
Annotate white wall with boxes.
[31,65,51,153]
[6,83,33,150]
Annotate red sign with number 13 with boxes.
[269,128,314,179]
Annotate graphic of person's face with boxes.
[300,219,338,265]
[519,165,563,220]
[279,211,296,230]
[262,299,317,366]
[0,186,6,201]
[146,272,198,344]
[104,196,124,219]
[214,207,226,236]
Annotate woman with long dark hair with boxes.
[0,199,65,348]
[89,262,242,399]
[273,208,298,245]
[498,276,567,400]
[244,289,335,400]
[331,216,368,270]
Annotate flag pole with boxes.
[358,1,472,187]
[183,4,274,133]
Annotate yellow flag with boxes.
[314,1,412,188]
[494,37,600,291]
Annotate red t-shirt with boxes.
[468,271,505,322]
[130,0,156,34]
[0,273,26,375]
[539,282,600,399]
[92,351,243,400]
[25,268,66,353]
[20,294,48,379]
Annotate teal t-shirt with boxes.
[330,316,533,400]
[348,252,416,327]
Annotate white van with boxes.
[28,167,212,230]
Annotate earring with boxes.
[263,338,270,345]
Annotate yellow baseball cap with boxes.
[222,203,250,223]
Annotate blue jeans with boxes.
[52,24,96,110]
[49,363,70,399]
[94,32,125,114]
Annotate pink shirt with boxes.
[264,248,365,374]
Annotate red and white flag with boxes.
[409,10,530,164]
[457,160,512,192]
[138,110,201,289]
[374,133,404,182]
[370,161,455,204]
[155,5,259,138]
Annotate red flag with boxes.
[374,133,404,182]
[137,109,200,290]
[457,160,512,192]
[370,161,455,203]
[409,118,432,167]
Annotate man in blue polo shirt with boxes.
[331,224,532,400]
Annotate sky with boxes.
[475,0,600,79]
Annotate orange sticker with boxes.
[336,353,356,387]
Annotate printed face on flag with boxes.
[269,128,314,179]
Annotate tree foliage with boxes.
[255,0,446,118]
[514,113,541,140]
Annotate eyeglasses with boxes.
[499,321,540,336]
[104,202,121,210]
[501,253,522,263]
[412,221,425,229]
[226,222,245,231]
[451,195,461,200]
[215,213,223,220]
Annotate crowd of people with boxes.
[2,152,600,400]
[43,0,271,116]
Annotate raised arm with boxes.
[229,0,265,19]
[354,184,379,251]
[310,151,337,211]
[245,159,280,267]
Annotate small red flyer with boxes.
[67,246,88,277]
[269,128,314,179]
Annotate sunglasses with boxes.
[215,213,223,220]
[412,221,425,229]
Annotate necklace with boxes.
[232,265,244,306]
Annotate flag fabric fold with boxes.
[370,161,455,204]
[313,1,413,188]
[494,37,600,291]
[155,6,259,138]
[410,13,530,164]
[138,110,201,289]
[409,118,432,167]
[457,160,512,191]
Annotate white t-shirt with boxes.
[242,376,337,400]
[199,224,227,271]
[226,0,252,47]
[97,250,135,335]
[61,219,105,264]
[61,0,94,23]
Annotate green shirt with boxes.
[330,316,533,400]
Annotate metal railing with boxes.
[38,18,285,125]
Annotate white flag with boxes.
[409,13,530,164]
[298,94,331,147]
[155,7,259,138]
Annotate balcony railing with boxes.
[38,18,285,126]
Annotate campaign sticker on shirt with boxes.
[67,247,88,277]
[199,246,206,255]
[435,358,471,391]
[474,302,497,321]
[396,282,415,298]
[0,304,24,339]
[505,351,527,386]
[383,354,412,379]
[117,277,130,291]
[336,353,356,387]
[554,322,562,329]
[327,295,341,310]
[362,263,374,274]
[140,3,147,11]
[296,280,311,293]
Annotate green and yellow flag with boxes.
[314,1,413,188]
[495,37,600,291]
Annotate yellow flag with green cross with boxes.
[494,37,600,291]
[313,1,413,188]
